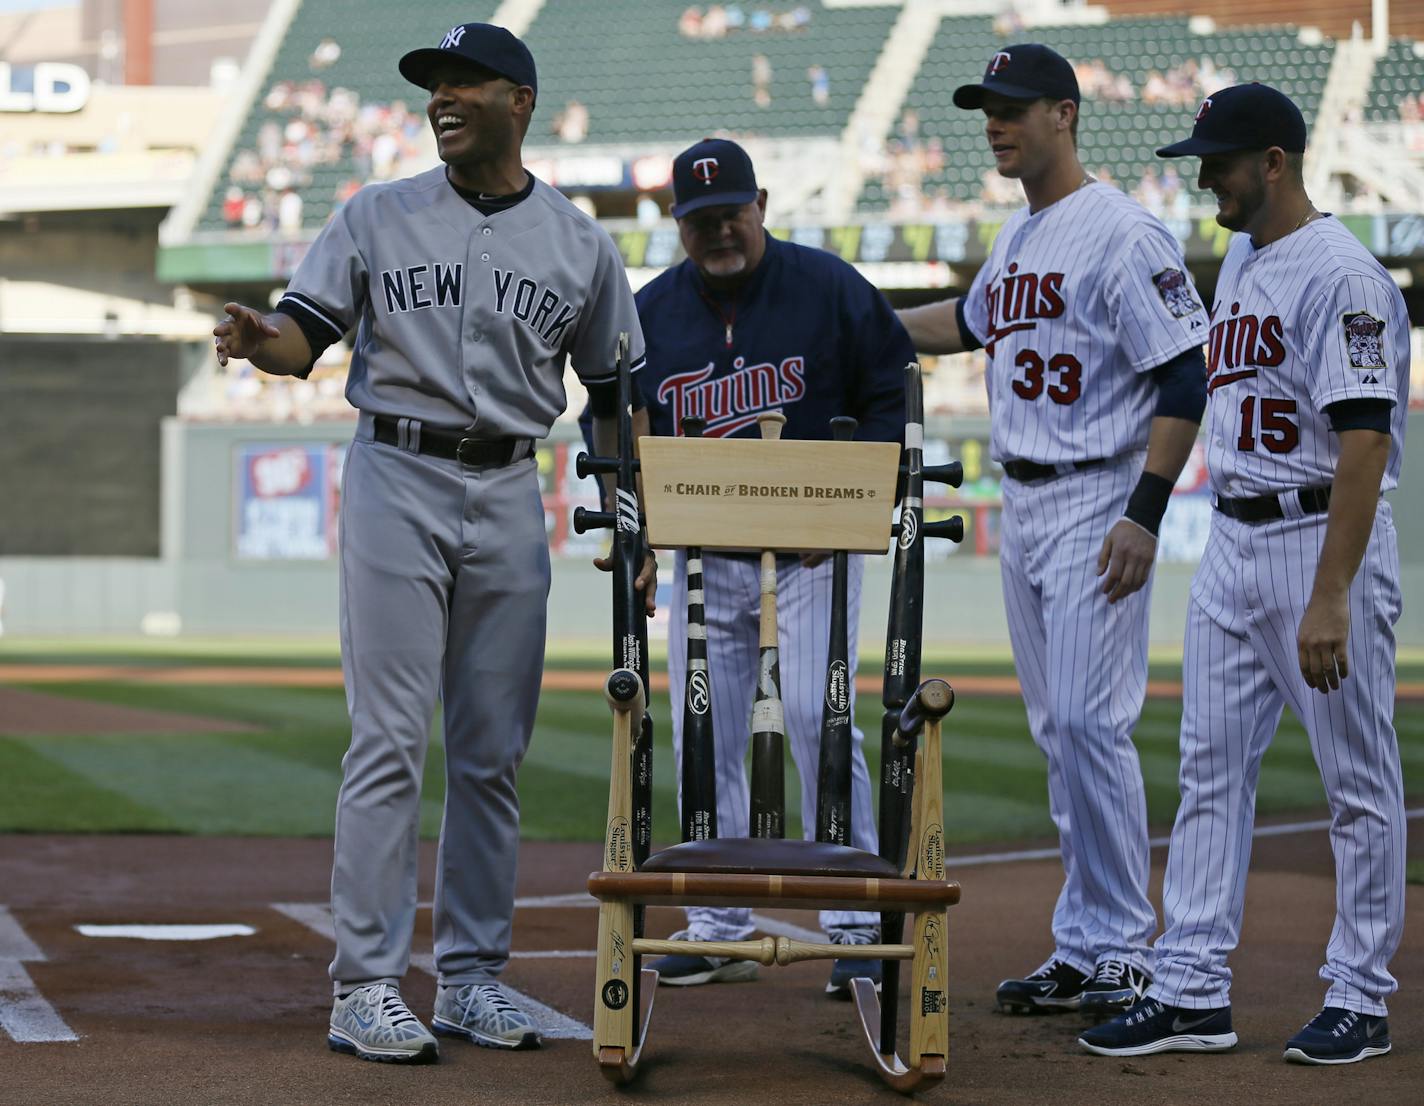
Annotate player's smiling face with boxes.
[678,192,769,288]
[424,62,528,170]
[980,93,1064,179]
[1197,151,1267,232]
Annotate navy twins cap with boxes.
[670,138,760,219]
[1157,83,1306,157]
[398,23,537,99]
[953,44,1080,109]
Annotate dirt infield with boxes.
[3,663,1423,702]
[0,686,259,736]
[1,824,1420,1106]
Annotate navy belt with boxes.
[373,416,531,466]
[1001,457,1108,482]
[1214,486,1331,523]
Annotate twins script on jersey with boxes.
[963,184,1207,464]
[1204,215,1408,499]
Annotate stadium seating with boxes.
[1366,37,1424,121]
[198,1,498,232]
[521,0,896,143]
[859,16,1334,211]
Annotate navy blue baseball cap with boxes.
[1157,83,1306,156]
[953,44,1080,109]
[670,138,760,218]
[399,23,537,100]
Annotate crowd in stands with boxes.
[677,4,812,39]
[863,52,1242,217]
[220,77,426,234]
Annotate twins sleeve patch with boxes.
[1342,311,1387,369]
[1151,268,1201,319]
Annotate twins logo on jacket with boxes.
[634,234,908,442]
[962,183,1207,464]
[1202,216,1407,499]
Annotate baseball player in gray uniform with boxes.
[1081,84,1408,1066]
[214,23,650,1064]
[897,44,1209,1019]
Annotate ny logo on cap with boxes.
[441,25,467,49]
[693,157,719,185]
[1195,96,1213,122]
[988,51,1012,76]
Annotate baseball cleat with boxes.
[1080,959,1151,1018]
[432,983,541,1050]
[649,930,759,986]
[1283,1006,1391,1065]
[328,982,439,1064]
[995,956,1089,1014]
[1078,997,1236,1056]
[825,924,882,999]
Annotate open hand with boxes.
[213,302,280,367]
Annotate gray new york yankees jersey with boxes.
[962,183,1208,464]
[1204,215,1408,499]
[278,167,645,437]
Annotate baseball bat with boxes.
[678,416,718,842]
[879,362,926,870]
[607,332,653,866]
[749,410,788,839]
[878,362,926,1059]
[594,669,644,1055]
[607,332,651,1044]
[814,416,858,846]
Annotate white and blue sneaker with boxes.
[649,930,759,986]
[328,983,439,1064]
[432,983,541,1050]
[1078,997,1237,1056]
[1080,959,1152,1018]
[1283,1006,1391,1065]
[825,924,882,999]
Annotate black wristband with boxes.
[1123,471,1174,536]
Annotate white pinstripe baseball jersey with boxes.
[1204,215,1408,498]
[1148,213,1410,1017]
[961,183,1208,464]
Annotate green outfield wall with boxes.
[1,413,1422,646]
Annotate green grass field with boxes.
[2,643,1421,844]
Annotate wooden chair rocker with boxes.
[583,364,964,1092]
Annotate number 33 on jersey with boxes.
[1204,216,1409,498]
[962,185,1208,465]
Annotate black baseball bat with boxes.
[878,362,926,1059]
[814,415,857,846]
[679,416,717,842]
[609,333,653,868]
[748,410,787,839]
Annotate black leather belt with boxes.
[373,415,531,466]
[1001,457,1107,482]
[1214,486,1331,523]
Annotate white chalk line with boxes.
[945,806,1424,868]
[0,906,78,1043]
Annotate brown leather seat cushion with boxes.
[640,837,899,879]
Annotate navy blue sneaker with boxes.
[1080,959,1151,1018]
[1283,1007,1391,1065]
[996,957,1090,1014]
[1079,997,1237,1056]
[825,925,882,999]
[650,930,759,986]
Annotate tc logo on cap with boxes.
[1195,97,1213,122]
[692,157,719,184]
[989,51,1012,76]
